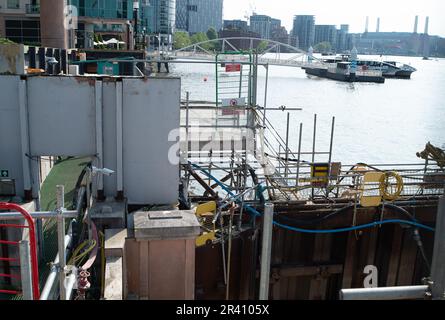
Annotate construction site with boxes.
[0,21,445,301]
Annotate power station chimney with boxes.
[376,17,380,32]
[424,16,429,35]
[365,16,369,33]
[414,15,418,34]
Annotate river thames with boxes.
[172,55,445,165]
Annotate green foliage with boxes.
[190,32,214,51]
[173,31,191,50]
[256,40,269,53]
[206,27,218,41]
[314,41,332,53]
[0,38,15,45]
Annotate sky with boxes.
[223,0,445,37]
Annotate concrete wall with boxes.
[122,78,180,205]
[27,77,97,156]
[0,43,25,74]
[0,75,25,197]
[0,75,180,205]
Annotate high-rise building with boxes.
[0,0,138,48]
[223,19,248,31]
[314,25,337,48]
[145,0,176,35]
[176,0,223,34]
[291,15,315,50]
[249,14,272,39]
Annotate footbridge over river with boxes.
[156,37,327,68]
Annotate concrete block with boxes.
[0,44,25,75]
[105,228,127,258]
[134,210,200,240]
[104,256,124,300]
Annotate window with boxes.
[7,0,20,9]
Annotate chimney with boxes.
[424,16,429,35]
[414,15,418,34]
[376,17,380,33]
[365,16,369,33]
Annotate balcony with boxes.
[26,4,40,14]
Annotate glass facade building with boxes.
[144,0,176,35]
[176,0,223,34]
[249,14,271,39]
[69,0,134,19]
[292,15,315,50]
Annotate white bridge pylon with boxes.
[168,37,325,68]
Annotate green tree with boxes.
[190,32,214,51]
[206,27,218,40]
[173,31,191,50]
[0,38,15,45]
[314,41,332,54]
[256,40,269,53]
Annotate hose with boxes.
[379,171,404,201]
[190,162,435,234]
[68,239,97,266]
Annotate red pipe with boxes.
[0,203,40,300]
[0,289,21,295]
[0,224,28,229]
[0,240,20,245]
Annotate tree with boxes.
[190,32,214,51]
[0,38,15,45]
[173,31,191,50]
[206,27,218,41]
[256,40,269,53]
[314,41,332,54]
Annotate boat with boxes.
[322,55,417,79]
[303,61,385,83]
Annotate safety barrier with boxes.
[0,203,40,300]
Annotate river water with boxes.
[172,54,445,165]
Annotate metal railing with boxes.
[25,4,40,14]
[0,203,40,300]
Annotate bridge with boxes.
[160,37,327,68]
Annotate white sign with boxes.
[221,97,246,107]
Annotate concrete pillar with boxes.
[40,0,68,49]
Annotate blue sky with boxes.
[223,0,445,37]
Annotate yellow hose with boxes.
[379,171,404,201]
[99,231,105,297]
[68,239,97,266]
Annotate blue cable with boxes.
[189,163,435,233]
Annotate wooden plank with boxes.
[386,226,403,286]
[342,231,358,289]
[285,232,301,299]
[139,241,149,299]
[125,238,140,298]
[271,227,284,300]
[280,264,343,277]
[366,228,379,266]
[238,231,254,300]
[308,234,332,300]
[397,229,419,286]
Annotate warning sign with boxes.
[225,64,241,72]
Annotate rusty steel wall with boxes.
[195,203,437,300]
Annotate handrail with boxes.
[0,203,40,300]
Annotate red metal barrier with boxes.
[0,203,40,300]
